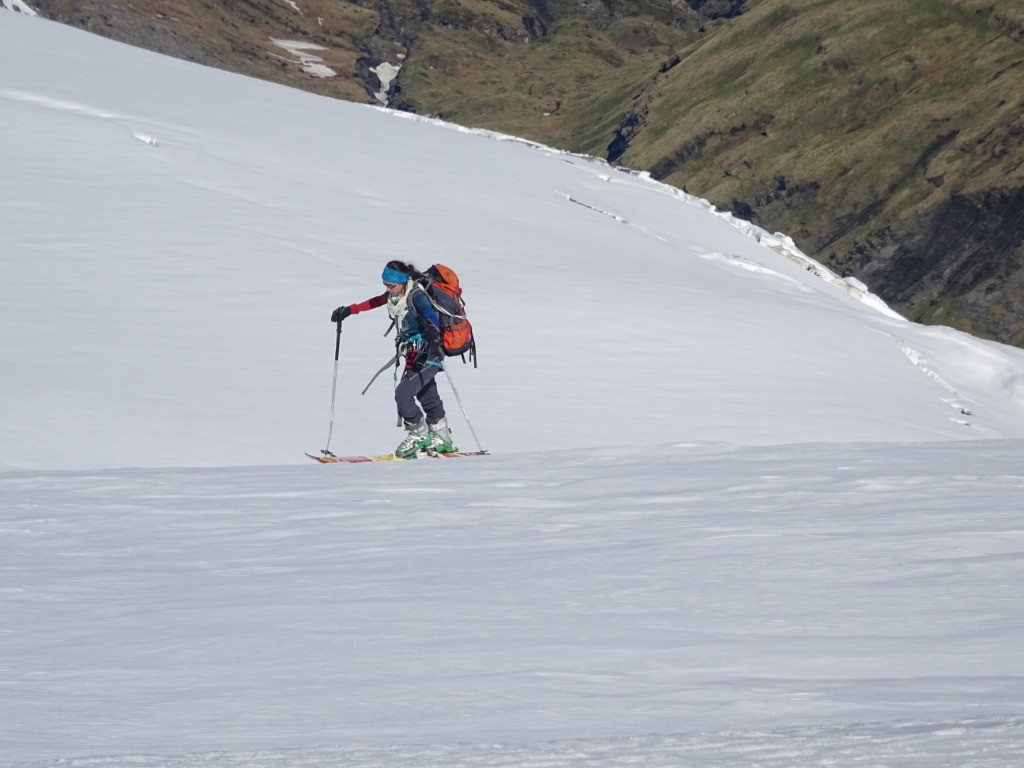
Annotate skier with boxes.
[331,260,454,458]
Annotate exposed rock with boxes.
[647,114,774,180]
[684,0,747,20]
[607,107,645,163]
[857,187,1024,344]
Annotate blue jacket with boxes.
[350,285,441,363]
[393,287,442,368]
[397,288,440,343]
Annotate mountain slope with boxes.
[18,1,1024,344]
[611,0,1024,345]
[4,12,1024,471]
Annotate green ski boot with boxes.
[426,418,455,454]
[395,418,430,458]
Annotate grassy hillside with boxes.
[391,0,701,141]
[612,0,1024,344]
[32,0,383,103]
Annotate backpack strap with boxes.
[429,300,466,321]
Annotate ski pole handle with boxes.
[334,319,342,361]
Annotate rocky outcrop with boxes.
[856,187,1024,345]
[684,0,747,20]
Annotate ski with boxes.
[306,450,489,464]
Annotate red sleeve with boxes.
[349,292,387,314]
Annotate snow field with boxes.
[3,11,1024,766]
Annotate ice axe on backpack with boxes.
[361,353,400,396]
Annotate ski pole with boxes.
[322,318,343,458]
[442,365,485,453]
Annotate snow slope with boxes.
[4,441,1024,765]
[4,13,1024,471]
[3,11,1024,767]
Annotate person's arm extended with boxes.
[331,292,387,322]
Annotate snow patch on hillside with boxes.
[0,0,37,16]
[371,61,401,105]
[270,39,336,78]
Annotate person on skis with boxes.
[330,260,454,458]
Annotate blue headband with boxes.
[382,266,409,285]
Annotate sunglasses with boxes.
[383,281,400,289]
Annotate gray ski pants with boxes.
[395,364,445,426]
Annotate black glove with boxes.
[422,321,442,349]
[330,305,352,323]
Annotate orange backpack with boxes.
[423,264,477,366]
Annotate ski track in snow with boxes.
[0,87,192,148]
[902,343,976,425]
[2,88,132,120]
[5,717,1024,767]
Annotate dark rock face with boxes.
[608,109,645,164]
[646,114,774,181]
[684,0,747,20]
[31,0,215,64]
[857,187,1024,344]
[725,175,1024,345]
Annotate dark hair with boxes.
[385,260,423,281]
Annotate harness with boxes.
[361,285,442,396]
